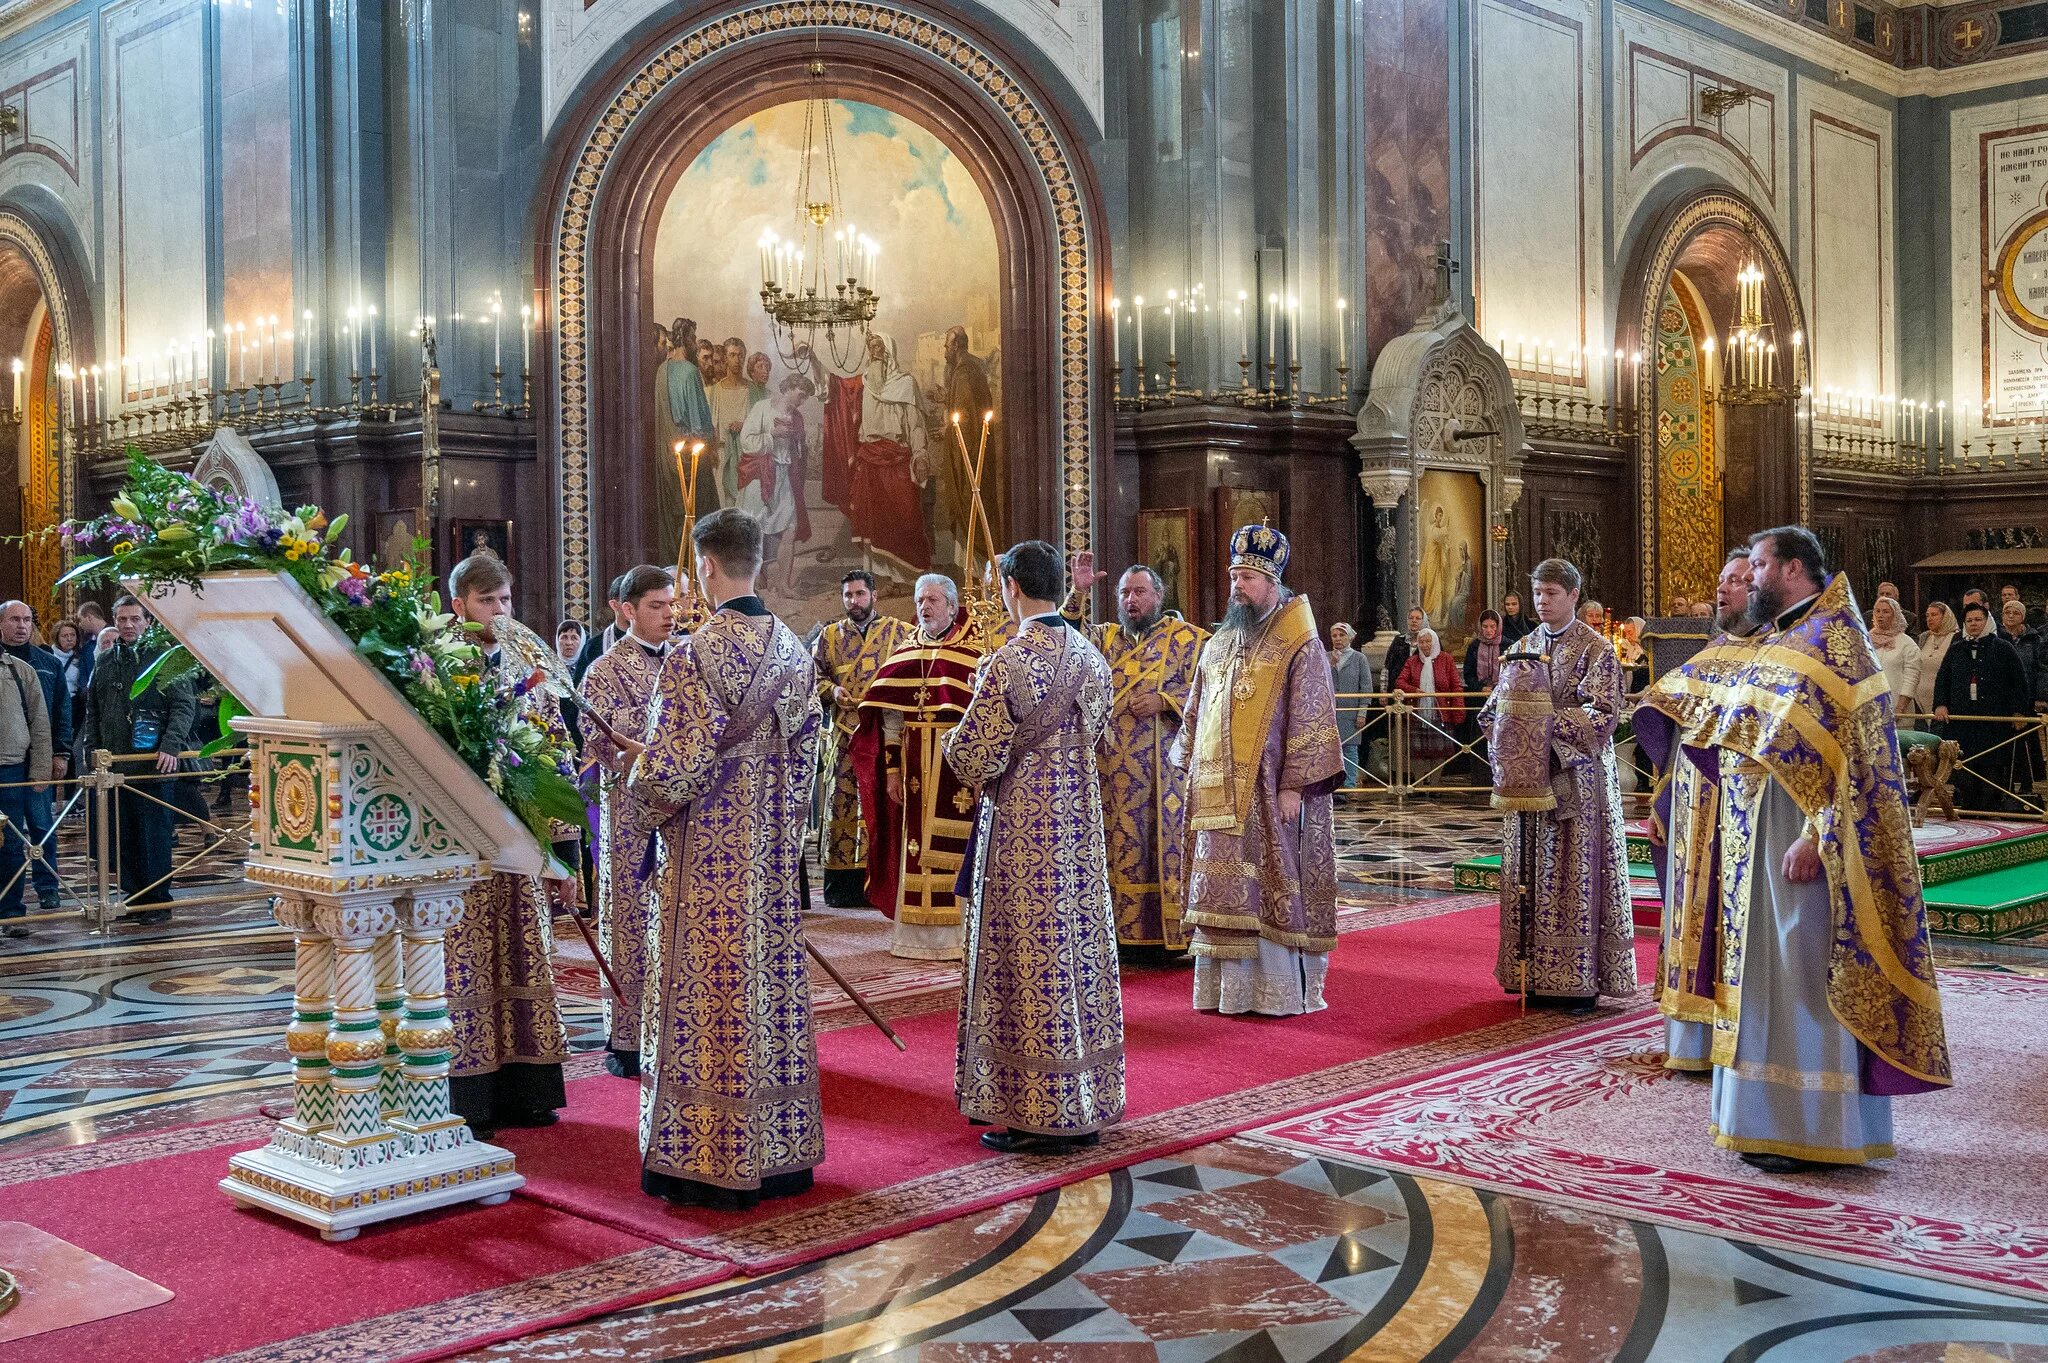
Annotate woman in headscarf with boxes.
[1868,595,1921,730]
[1916,600,1957,721]
[1395,627,1466,784]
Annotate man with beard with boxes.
[1637,548,1764,1073]
[1480,557,1635,1013]
[1934,600,2032,812]
[708,336,754,507]
[1169,525,1344,1014]
[944,540,1124,1153]
[1638,528,1950,1169]
[813,570,910,906]
[1064,555,1208,951]
[852,573,986,958]
[625,509,823,1208]
[932,326,995,572]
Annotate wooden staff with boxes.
[804,938,906,1051]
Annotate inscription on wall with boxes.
[1980,125,2048,420]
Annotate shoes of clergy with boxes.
[978,1129,1102,1156]
[603,1050,641,1079]
[643,1167,815,1211]
[1524,993,1599,1016]
[1741,1152,1831,1175]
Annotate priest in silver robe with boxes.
[1168,525,1345,1015]
[578,563,677,1079]
[625,508,824,1210]
[943,540,1125,1154]
[1480,556,1636,1012]
[1639,527,1951,1171]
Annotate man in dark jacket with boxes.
[83,595,195,924]
[0,601,71,908]
[1934,600,2033,813]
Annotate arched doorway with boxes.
[0,208,89,617]
[535,3,1108,624]
[1621,189,1808,613]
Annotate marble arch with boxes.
[1618,185,1810,611]
[534,2,1109,621]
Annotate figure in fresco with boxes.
[739,374,814,594]
[847,331,934,585]
[709,336,754,507]
[1420,502,1456,634]
[655,318,716,551]
[928,325,996,578]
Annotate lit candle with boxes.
[365,305,378,376]
[1239,291,1250,359]
[347,306,361,374]
[1166,289,1178,361]
[1287,296,1300,371]
[521,303,533,374]
[1335,297,1348,368]
[269,315,281,383]
[1267,293,1278,372]
[1108,296,1121,375]
[1938,400,1947,449]
[8,359,18,420]
[1134,295,1146,370]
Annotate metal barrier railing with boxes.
[1332,691,2048,824]
[0,746,253,935]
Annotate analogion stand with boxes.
[137,571,544,1241]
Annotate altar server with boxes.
[578,564,677,1079]
[627,509,824,1209]
[944,540,1124,1152]
[1168,525,1345,1015]
[444,553,574,1133]
[1638,527,1950,1170]
[1480,556,1636,1012]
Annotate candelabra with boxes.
[1109,355,1356,414]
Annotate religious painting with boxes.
[648,99,1003,636]
[1415,468,1485,655]
[1136,508,1195,619]
[374,508,424,571]
[451,519,512,568]
[1213,486,1280,544]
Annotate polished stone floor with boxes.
[5,797,2047,1361]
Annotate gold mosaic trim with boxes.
[549,1,1096,621]
[225,1157,515,1214]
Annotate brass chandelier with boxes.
[758,45,880,371]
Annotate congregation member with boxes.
[0,612,51,937]
[444,553,574,1134]
[555,619,586,663]
[1480,558,1635,1012]
[1933,601,2032,812]
[49,618,85,772]
[852,573,985,958]
[1498,591,1535,644]
[1395,626,1464,780]
[1,601,71,910]
[578,564,678,1080]
[1327,621,1371,793]
[1382,606,1427,690]
[1062,555,1207,950]
[84,595,193,927]
[2000,599,2047,794]
[1462,610,1505,782]
[1640,527,1950,1170]
[572,572,630,684]
[1639,548,1762,1072]
[1170,524,1344,1015]
[627,509,824,1209]
[943,540,1124,1153]
[812,570,908,907]
[1866,596,1921,730]
[1876,580,1901,603]
[1915,601,1957,720]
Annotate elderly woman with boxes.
[1915,601,1957,720]
[1868,595,1921,729]
[1396,627,1466,781]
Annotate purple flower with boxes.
[338,577,370,606]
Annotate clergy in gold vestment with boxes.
[944,540,1125,1154]
[812,570,911,907]
[1636,527,1950,1172]
[1481,557,1636,1011]
[578,564,677,1079]
[851,574,986,959]
[442,553,573,1132]
[1169,525,1345,1015]
[626,509,824,1210]
[1064,553,1207,950]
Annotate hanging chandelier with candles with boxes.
[758,48,880,371]
[1703,257,1802,406]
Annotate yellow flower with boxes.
[110,497,140,522]
[157,523,193,542]
[110,539,135,555]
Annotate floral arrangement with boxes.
[59,451,586,844]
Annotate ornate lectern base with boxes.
[220,1136,524,1242]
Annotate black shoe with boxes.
[36,894,57,911]
[131,908,171,926]
[979,1128,1047,1154]
[966,1117,992,1127]
[603,1050,641,1079]
[0,922,26,939]
[1742,1152,1829,1174]
[496,1107,559,1129]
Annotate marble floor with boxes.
[4,797,2047,1361]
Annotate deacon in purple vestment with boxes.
[625,510,823,1210]
[1168,524,1345,1015]
[943,540,1125,1155]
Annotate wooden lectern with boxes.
[139,570,535,1241]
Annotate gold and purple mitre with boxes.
[1486,651,1557,811]
[1229,523,1289,581]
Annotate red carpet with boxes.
[0,1140,729,1363]
[501,905,1659,1270]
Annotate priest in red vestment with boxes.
[851,574,986,959]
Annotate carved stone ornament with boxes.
[191,427,284,507]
